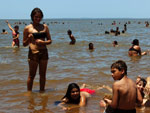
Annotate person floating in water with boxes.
[67,29,76,45]
[23,8,52,93]
[102,60,143,113]
[6,20,20,48]
[1,29,8,34]
[128,39,147,56]
[58,83,95,110]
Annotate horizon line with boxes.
[0,17,150,20]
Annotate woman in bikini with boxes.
[6,20,20,48]
[128,39,147,56]
[23,8,52,92]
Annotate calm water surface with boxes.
[0,19,150,113]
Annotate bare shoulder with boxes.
[112,81,120,89]
[24,24,32,30]
[43,24,49,29]
[134,45,140,50]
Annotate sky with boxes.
[0,0,150,19]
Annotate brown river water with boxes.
[0,19,150,113]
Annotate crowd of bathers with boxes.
[1,7,150,113]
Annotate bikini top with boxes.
[32,32,46,39]
[12,31,19,36]
[129,46,140,53]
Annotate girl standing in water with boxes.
[23,8,52,92]
[6,20,20,48]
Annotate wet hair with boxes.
[30,8,43,21]
[111,60,127,75]
[2,29,6,32]
[89,43,94,50]
[132,39,139,45]
[67,29,72,35]
[105,31,109,34]
[140,78,147,88]
[122,30,125,33]
[62,83,80,104]
[139,78,147,98]
[113,41,118,45]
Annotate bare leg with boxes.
[39,60,48,92]
[80,84,86,89]
[27,60,38,91]
[12,41,15,47]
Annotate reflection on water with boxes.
[27,93,50,112]
[0,19,150,113]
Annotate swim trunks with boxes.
[105,106,136,113]
[28,48,49,62]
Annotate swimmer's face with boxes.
[33,12,42,23]
[70,88,80,100]
[111,68,123,80]
[137,81,144,91]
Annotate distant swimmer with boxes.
[23,8,52,93]
[67,29,76,45]
[112,41,118,47]
[128,39,147,56]
[6,20,20,48]
[115,27,120,36]
[124,24,127,31]
[145,21,149,27]
[89,43,95,50]
[1,29,8,34]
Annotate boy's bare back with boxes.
[113,76,137,110]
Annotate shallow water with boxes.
[0,19,150,113]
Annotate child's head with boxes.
[89,43,94,50]
[111,60,127,80]
[67,29,72,35]
[113,41,118,47]
[137,78,147,98]
[122,30,125,33]
[63,83,80,104]
[137,78,147,91]
[2,29,6,33]
[14,25,19,31]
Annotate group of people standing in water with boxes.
[1,7,150,113]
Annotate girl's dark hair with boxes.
[30,8,43,21]
[111,60,127,75]
[62,83,80,104]
[132,39,139,45]
[14,25,19,29]
[140,78,147,98]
